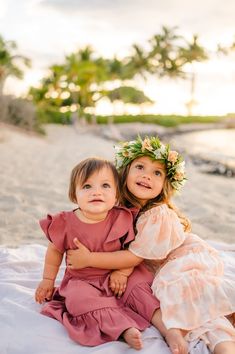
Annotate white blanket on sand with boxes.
[0,242,235,354]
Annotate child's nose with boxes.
[92,187,102,194]
[142,173,151,180]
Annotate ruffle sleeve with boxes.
[105,206,136,247]
[39,212,67,253]
[129,204,185,260]
[128,207,140,221]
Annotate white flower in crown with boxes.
[115,156,124,169]
[171,181,181,190]
[180,179,186,186]
[114,145,122,153]
[176,161,185,174]
[153,144,167,159]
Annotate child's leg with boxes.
[214,341,235,354]
[122,327,143,350]
[123,280,188,353]
[151,308,188,354]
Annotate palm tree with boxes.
[178,35,208,115]
[125,44,151,81]
[63,47,109,121]
[148,26,185,79]
[0,35,31,95]
[29,46,116,123]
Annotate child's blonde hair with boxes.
[119,163,191,232]
[69,157,120,204]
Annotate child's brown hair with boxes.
[69,157,120,203]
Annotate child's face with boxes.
[126,156,166,206]
[75,166,117,219]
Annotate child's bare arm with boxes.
[67,238,143,270]
[42,242,63,280]
[116,267,135,277]
[35,242,63,304]
[109,267,134,298]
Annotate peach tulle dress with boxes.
[39,206,160,346]
[129,204,235,352]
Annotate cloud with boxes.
[0,0,7,18]
[39,0,127,13]
[38,0,235,45]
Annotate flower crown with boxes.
[114,135,186,191]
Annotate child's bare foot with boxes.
[123,327,143,350]
[165,328,188,354]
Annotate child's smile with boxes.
[136,181,152,189]
[127,156,166,206]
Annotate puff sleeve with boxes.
[104,206,136,248]
[39,212,67,253]
[129,204,185,260]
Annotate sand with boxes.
[0,122,234,247]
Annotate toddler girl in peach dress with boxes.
[67,136,235,354]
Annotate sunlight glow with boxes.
[1,0,235,115]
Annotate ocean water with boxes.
[176,129,235,157]
[172,129,235,172]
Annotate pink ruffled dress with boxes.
[39,206,160,346]
[129,204,235,352]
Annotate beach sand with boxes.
[0,123,234,246]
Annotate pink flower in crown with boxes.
[168,150,178,164]
[174,171,184,181]
[141,138,153,152]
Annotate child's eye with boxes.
[154,170,162,176]
[135,164,143,170]
[103,183,111,188]
[83,184,91,189]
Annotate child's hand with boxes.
[109,270,128,298]
[67,238,91,269]
[35,279,55,304]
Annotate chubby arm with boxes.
[116,267,134,277]
[109,267,134,298]
[35,242,63,304]
[43,241,63,280]
[67,238,143,270]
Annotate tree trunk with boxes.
[186,71,197,116]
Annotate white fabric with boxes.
[1,242,234,354]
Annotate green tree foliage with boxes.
[0,35,31,95]
[106,86,153,104]
[29,46,152,122]
[28,27,210,122]
[148,26,185,78]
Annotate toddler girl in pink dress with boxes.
[35,157,182,351]
[66,136,235,354]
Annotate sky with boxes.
[0,0,235,115]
